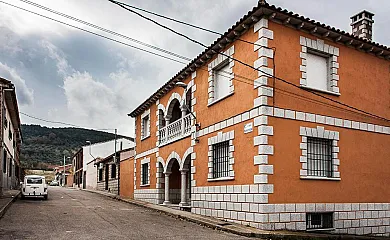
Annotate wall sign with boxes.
[244,122,253,134]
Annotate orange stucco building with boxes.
[128,1,390,236]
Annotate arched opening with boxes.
[166,99,182,123]
[185,87,192,115]
[169,160,181,204]
[158,109,166,129]
[181,155,191,205]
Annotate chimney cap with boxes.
[350,10,375,20]
[258,0,268,5]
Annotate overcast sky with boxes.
[0,0,389,137]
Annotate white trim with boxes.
[207,176,235,182]
[299,126,340,179]
[135,147,158,159]
[207,92,234,107]
[141,109,151,140]
[300,176,341,181]
[207,130,235,179]
[300,36,340,94]
[208,45,235,104]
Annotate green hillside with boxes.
[20,124,132,169]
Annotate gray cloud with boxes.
[0,0,388,136]
[0,62,34,105]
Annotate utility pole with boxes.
[115,129,120,196]
[63,155,66,187]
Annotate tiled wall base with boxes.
[134,189,162,204]
[97,179,118,193]
[191,186,390,236]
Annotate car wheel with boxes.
[21,194,25,200]
[44,195,48,200]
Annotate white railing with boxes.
[159,114,192,145]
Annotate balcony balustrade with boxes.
[159,114,192,145]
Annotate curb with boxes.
[0,191,20,219]
[82,189,388,240]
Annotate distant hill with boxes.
[20,124,133,170]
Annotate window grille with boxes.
[98,169,103,181]
[111,164,117,179]
[141,163,149,185]
[3,150,6,173]
[307,137,333,177]
[212,141,230,178]
[306,212,333,230]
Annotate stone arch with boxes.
[180,147,193,171]
[156,156,165,169]
[165,92,183,117]
[164,151,182,173]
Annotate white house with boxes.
[83,138,134,190]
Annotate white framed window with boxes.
[213,62,231,100]
[141,109,150,140]
[300,37,340,95]
[207,46,235,105]
[140,157,150,186]
[208,131,235,181]
[306,52,329,91]
[299,126,340,180]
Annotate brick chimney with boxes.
[350,10,374,41]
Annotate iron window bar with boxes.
[306,212,334,230]
[212,141,230,179]
[307,137,333,177]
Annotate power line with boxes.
[109,0,390,123]
[6,1,389,124]
[17,0,192,62]
[109,0,266,48]
[0,1,187,65]
[20,112,117,133]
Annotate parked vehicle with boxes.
[21,175,48,200]
[49,180,59,186]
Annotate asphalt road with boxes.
[0,187,248,240]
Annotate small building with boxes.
[96,148,134,195]
[72,138,134,189]
[119,148,135,198]
[0,77,22,195]
[53,164,72,186]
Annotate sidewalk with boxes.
[0,190,20,219]
[82,189,386,240]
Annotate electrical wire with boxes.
[109,0,390,123]
[109,0,267,48]
[20,112,118,133]
[6,1,389,125]
[17,0,192,62]
[0,1,187,65]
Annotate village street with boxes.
[0,187,248,240]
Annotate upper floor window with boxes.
[213,63,231,100]
[300,37,340,95]
[306,52,329,91]
[207,46,235,105]
[141,109,150,140]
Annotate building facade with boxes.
[0,78,22,195]
[72,138,134,190]
[96,148,134,194]
[128,1,390,237]
[119,149,135,198]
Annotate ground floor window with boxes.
[141,163,149,185]
[212,141,230,178]
[306,212,333,230]
[111,164,117,179]
[98,168,103,181]
[307,137,333,177]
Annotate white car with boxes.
[21,175,48,200]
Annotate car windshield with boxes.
[26,178,43,184]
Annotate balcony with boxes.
[159,114,192,146]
